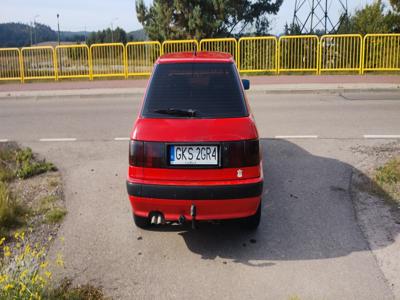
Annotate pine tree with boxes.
[135,0,283,41]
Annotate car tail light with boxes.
[129,140,144,166]
[222,139,260,168]
[129,140,166,168]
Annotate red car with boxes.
[127,51,263,230]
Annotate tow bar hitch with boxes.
[190,204,197,229]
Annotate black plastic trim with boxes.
[126,181,263,200]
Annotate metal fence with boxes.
[56,44,91,79]
[278,35,319,74]
[0,48,22,81]
[199,38,238,61]
[162,40,198,54]
[364,34,400,72]
[90,43,125,78]
[126,41,161,77]
[238,37,277,73]
[21,46,57,80]
[0,33,399,82]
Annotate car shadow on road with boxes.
[177,139,399,266]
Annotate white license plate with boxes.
[170,145,219,165]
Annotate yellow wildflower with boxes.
[0,237,5,246]
[20,269,29,280]
[24,244,31,255]
[0,274,8,283]
[56,253,64,267]
[3,283,14,291]
[19,282,27,295]
[40,261,49,269]
[3,246,11,257]
[45,271,52,279]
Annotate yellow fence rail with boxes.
[278,35,319,74]
[238,37,277,73]
[162,40,198,54]
[320,34,363,74]
[56,45,91,79]
[364,34,400,72]
[0,48,22,81]
[126,41,161,77]
[90,43,126,78]
[0,33,399,82]
[199,38,237,62]
[21,46,56,81]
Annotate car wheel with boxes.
[242,203,261,230]
[133,213,150,229]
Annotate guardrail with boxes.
[0,33,399,82]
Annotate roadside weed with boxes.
[0,182,25,234]
[374,157,400,204]
[15,148,57,179]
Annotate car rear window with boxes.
[141,63,248,119]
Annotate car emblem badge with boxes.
[237,169,243,178]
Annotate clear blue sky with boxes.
[0,0,382,34]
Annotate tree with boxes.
[283,22,301,35]
[390,0,400,12]
[135,0,283,41]
[339,0,390,34]
[87,27,127,45]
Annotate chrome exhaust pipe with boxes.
[150,212,165,225]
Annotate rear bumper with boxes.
[126,180,263,221]
[126,181,263,200]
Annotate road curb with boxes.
[0,84,399,100]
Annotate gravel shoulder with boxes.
[351,142,400,298]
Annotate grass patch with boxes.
[45,207,67,224]
[46,279,108,300]
[374,157,400,205]
[0,147,16,182]
[0,182,25,236]
[37,195,67,224]
[15,148,57,179]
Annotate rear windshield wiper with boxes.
[152,108,197,117]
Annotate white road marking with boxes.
[275,135,318,139]
[39,138,77,142]
[0,139,8,142]
[114,137,130,141]
[364,135,400,139]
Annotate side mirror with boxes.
[242,79,250,90]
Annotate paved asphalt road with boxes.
[1,91,400,299]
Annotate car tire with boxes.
[242,203,261,230]
[133,213,149,229]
